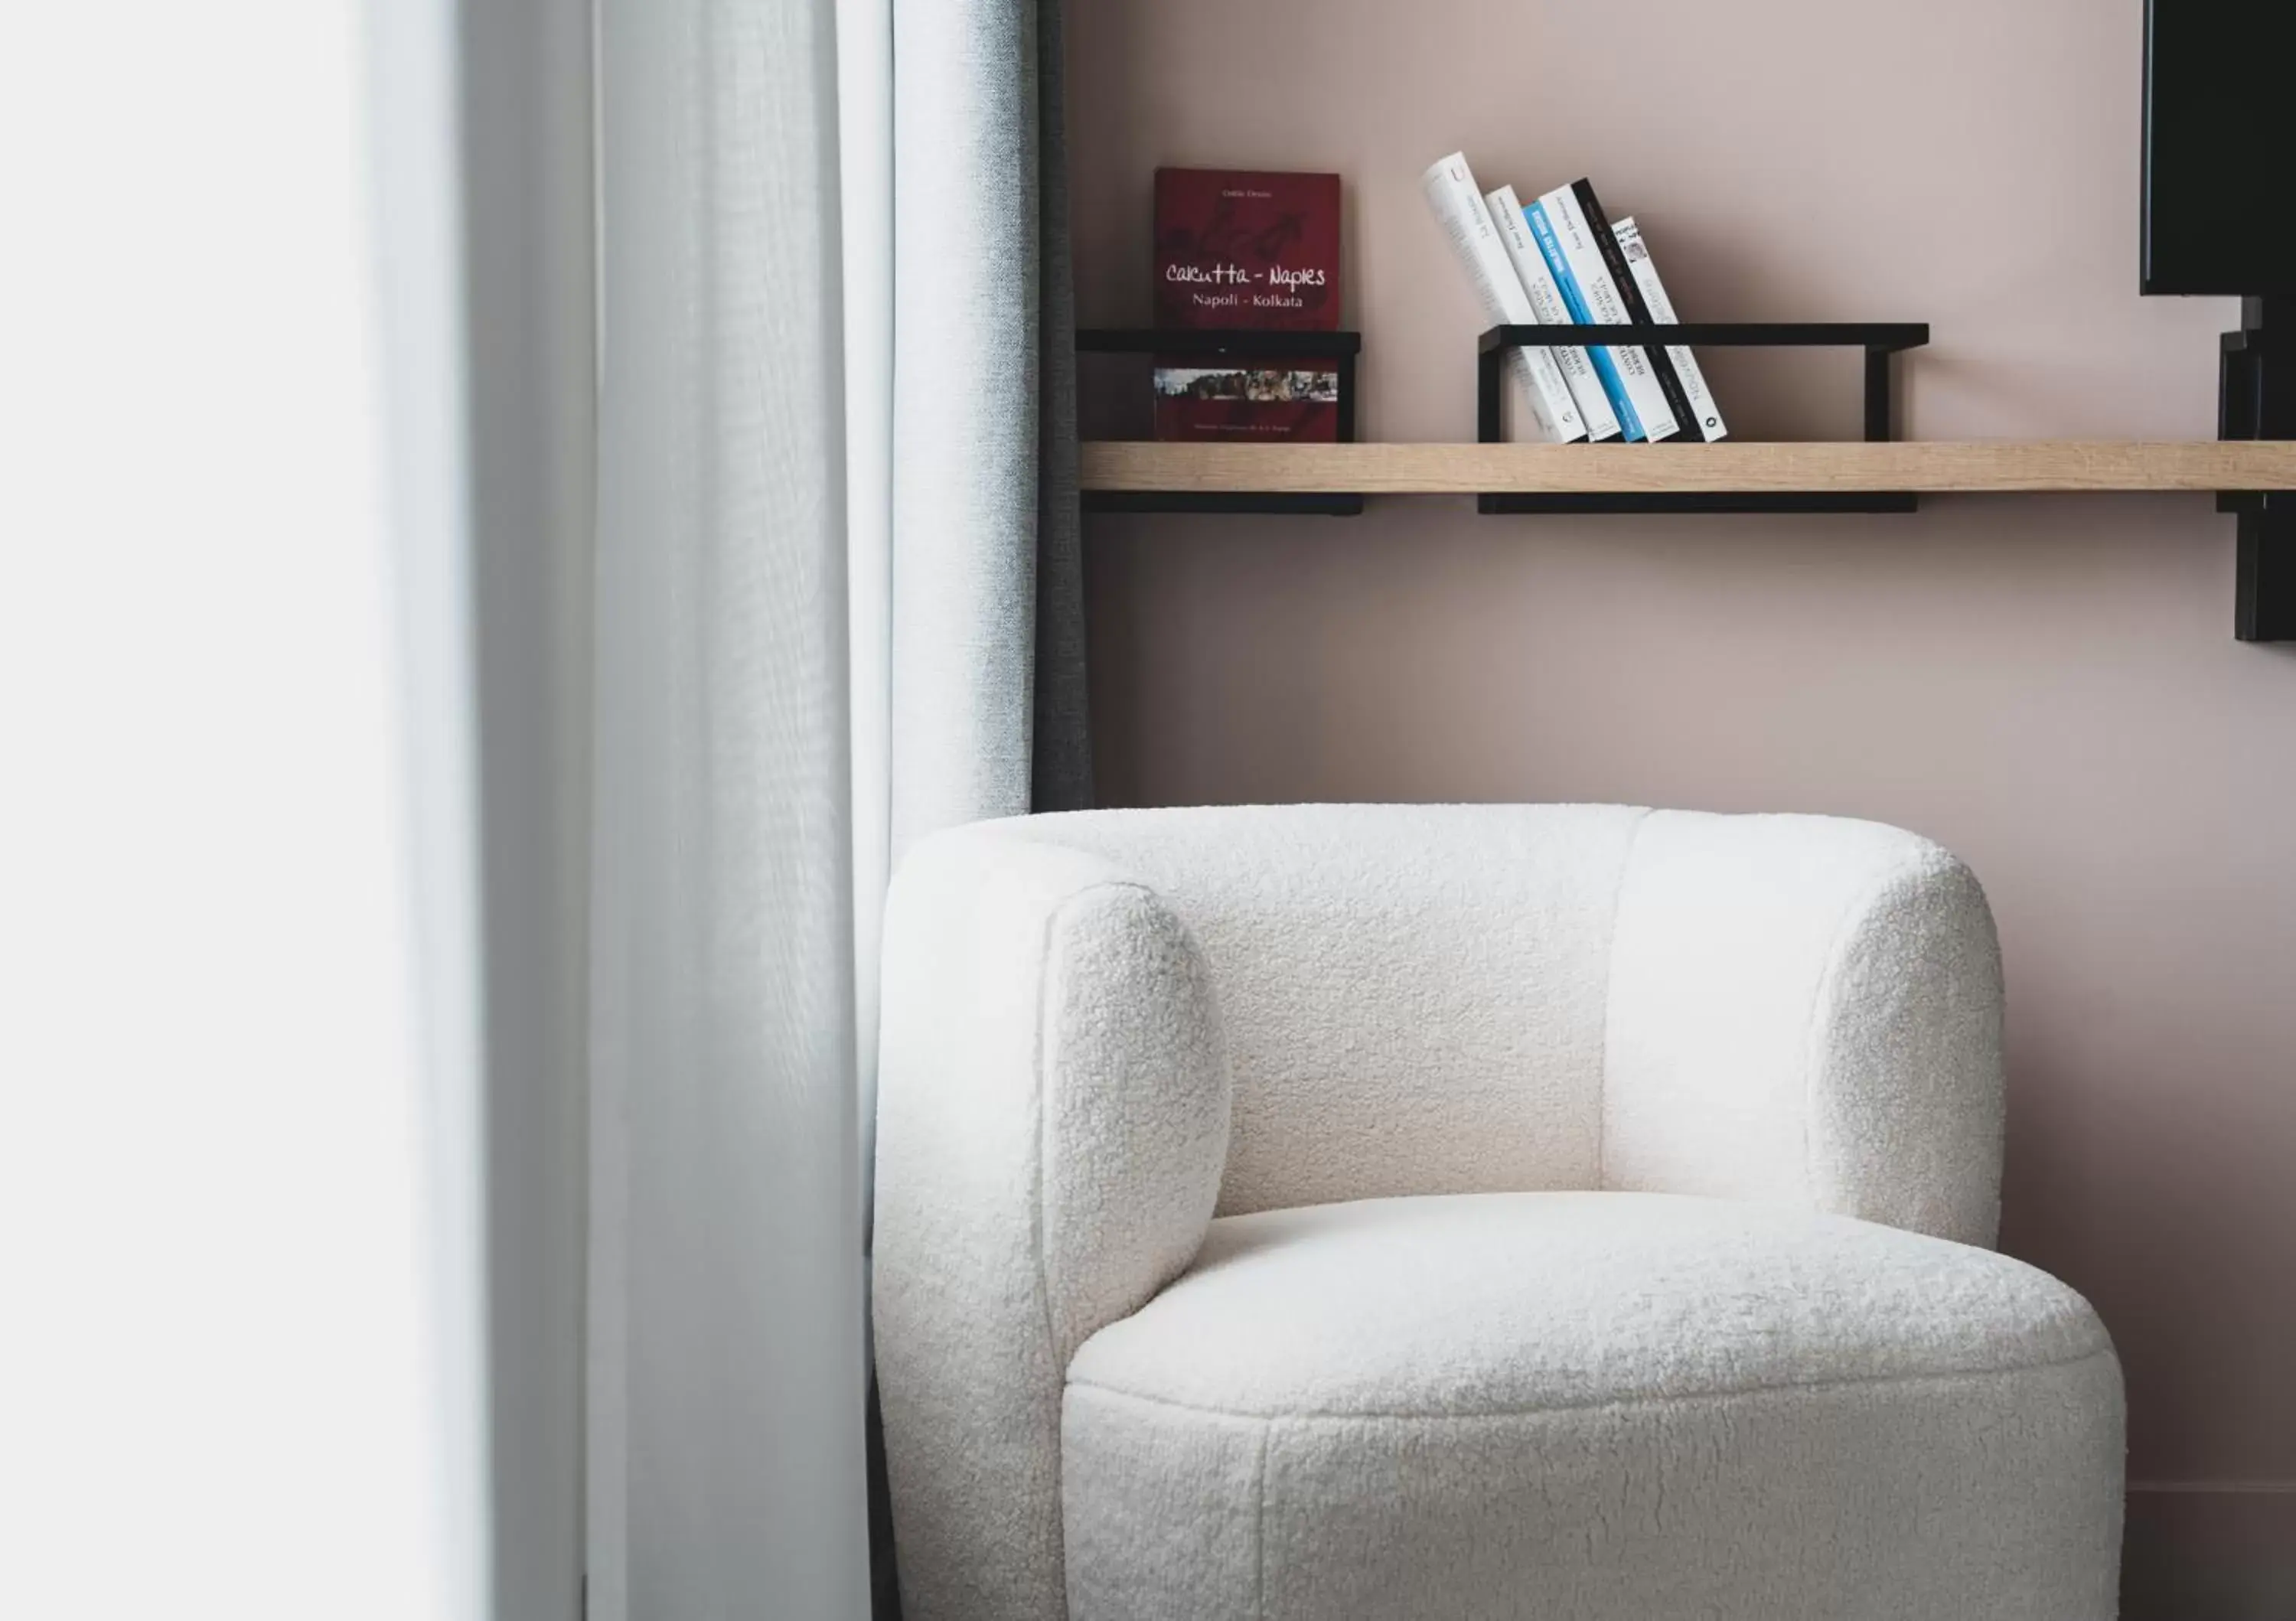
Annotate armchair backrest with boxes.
[994,803,2004,1239]
[999,803,1639,1216]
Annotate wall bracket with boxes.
[2220,297,2294,641]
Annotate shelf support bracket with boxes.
[2223,296,2295,642]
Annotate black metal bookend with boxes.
[1475,324,1930,516]
[2220,297,2294,642]
[1077,328,1364,516]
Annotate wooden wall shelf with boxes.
[1078,440,2296,497]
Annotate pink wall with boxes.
[1069,1,2295,1612]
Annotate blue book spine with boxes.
[1525,200,1645,442]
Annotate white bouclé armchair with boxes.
[872,804,2125,1621]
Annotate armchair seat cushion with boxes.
[1062,1192,2122,1621]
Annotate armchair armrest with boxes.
[1601,811,2006,1246]
[872,824,1230,1621]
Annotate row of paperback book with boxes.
[1421,152,1727,445]
[1138,162,1725,445]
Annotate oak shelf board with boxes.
[1078,440,2296,496]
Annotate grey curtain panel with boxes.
[890,0,1090,856]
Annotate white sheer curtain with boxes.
[589,2,871,1619]
[11,3,872,1616]
[369,1,595,1616]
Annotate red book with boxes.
[1152,168,1342,442]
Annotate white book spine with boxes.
[1536,183,1680,441]
[1614,217,1727,442]
[1419,154,1587,444]
[1486,185,1621,442]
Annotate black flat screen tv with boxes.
[2142,0,2296,296]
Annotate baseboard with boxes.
[2121,1481,2296,1621]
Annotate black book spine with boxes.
[1571,178,1698,442]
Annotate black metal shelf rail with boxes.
[1077,329,1364,516]
[1476,322,1930,516]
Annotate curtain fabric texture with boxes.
[366,0,595,1614]
[581,0,1088,1610]
[364,0,1082,1611]
[589,0,870,1616]
[889,0,1088,859]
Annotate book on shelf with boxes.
[1567,179,1701,442]
[1418,153,1587,444]
[1152,168,1342,442]
[1484,184,1621,441]
[1514,200,1646,442]
[1613,216,1727,441]
[1528,182,1681,442]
